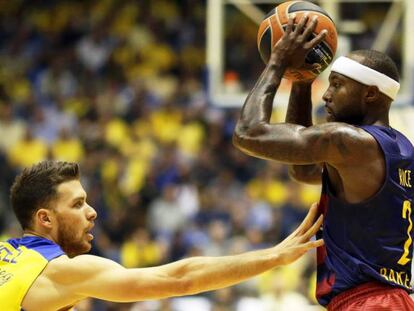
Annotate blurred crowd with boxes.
[0,1,335,310]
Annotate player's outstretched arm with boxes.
[35,204,322,306]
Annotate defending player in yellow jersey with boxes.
[0,161,322,310]
[0,237,64,310]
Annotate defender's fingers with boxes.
[301,214,324,241]
[286,14,295,34]
[293,13,309,35]
[303,238,324,250]
[302,15,318,39]
[293,202,319,236]
[305,29,327,49]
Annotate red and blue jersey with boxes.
[316,125,414,306]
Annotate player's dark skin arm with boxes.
[233,15,384,203]
[286,82,322,184]
[233,14,335,165]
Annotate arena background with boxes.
[0,1,413,310]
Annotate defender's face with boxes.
[52,180,97,257]
[322,72,366,124]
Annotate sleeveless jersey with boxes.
[0,236,64,310]
[316,125,414,306]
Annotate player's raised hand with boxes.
[269,14,327,70]
[273,202,324,265]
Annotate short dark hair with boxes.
[350,49,400,82]
[10,161,80,230]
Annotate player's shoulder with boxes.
[314,122,375,143]
[45,254,122,283]
[311,122,381,165]
[46,254,99,272]
[22,254,84,310]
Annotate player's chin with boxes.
[82,235,93,250]
[85,238,92,246]
[80,241,92,254]
[85,244,92,252]
[325,113,336,122]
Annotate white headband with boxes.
[331,56,400,100]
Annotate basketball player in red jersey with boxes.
[233,14,414,310]
[0,160,322,311]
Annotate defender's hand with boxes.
[269,14,327,70]
[274,202,324,265]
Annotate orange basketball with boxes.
[257,1,337,81]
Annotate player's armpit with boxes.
[233,121,378,166]
[288,164,322,184]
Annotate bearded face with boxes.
[55,212,93,257]
[51,180,96,257]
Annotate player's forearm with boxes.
[234,61,286,137]
[286,82,321,183]
[285,82,313,126]
[164,246,281,295]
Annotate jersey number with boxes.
[397,200,413,266]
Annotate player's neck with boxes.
[23,230,55,243]
[361,114,389,127]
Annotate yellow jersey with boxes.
[0,236,64,311]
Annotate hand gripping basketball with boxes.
[270,14,328,74]
[257,0,337,81]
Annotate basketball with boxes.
[257,1,338,81]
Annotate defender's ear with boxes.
[36,209,53,229]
